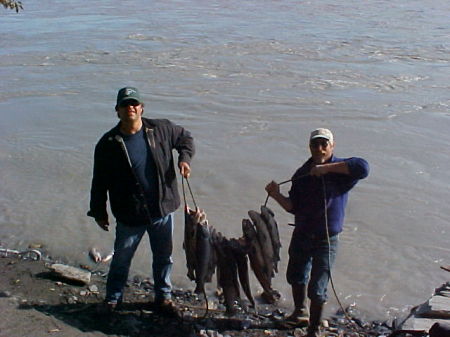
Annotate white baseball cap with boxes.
[310,128,334,144]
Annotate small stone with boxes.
[80,290,88,296]
[28,243,43,249]
[293,328,303,337]
[88,285,98,293]
[67,296,78,304]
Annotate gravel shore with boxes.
[0,252,395,337]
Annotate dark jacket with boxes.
[288,155,369,236]
[87,118,194,225]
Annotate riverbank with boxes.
[0,250,409,337]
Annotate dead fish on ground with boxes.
[89,248,113,263]
[260,205,282,273]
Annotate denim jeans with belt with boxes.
[286,229,339,304]
[106,213,174,303]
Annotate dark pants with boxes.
[106,213,174,303]
[287,229,339,303]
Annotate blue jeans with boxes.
[106,213,174,303]
[286,229,339,303]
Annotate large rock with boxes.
[50,264,91,285]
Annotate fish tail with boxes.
[201,288,209,319]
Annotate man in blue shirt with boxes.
[265,128,369,336]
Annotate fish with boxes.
[194,222,216,294]
[242,219,273,297]
[102,251,114,263]
[89,247,114,263]
[229,237,255,308]
[248,210,275,279]
[183,206,198,281]
[260,205,282,273]
[214,236,240,315]
[88,247,102,263]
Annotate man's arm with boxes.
[265,181,293,212]
[87,141,110,230]
[310,158,369,179]
[310,161,350,177]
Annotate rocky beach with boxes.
[0,247,416,337]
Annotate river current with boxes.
[1,0,449,320]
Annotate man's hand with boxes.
[310,164,328,177]
[179,161,191,178]
[265,180,293,212]
[96,219,110,231]
[265,180,280,196]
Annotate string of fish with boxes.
[181,176,210,319]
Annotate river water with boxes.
[1,0,449,320]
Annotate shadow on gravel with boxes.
[17,302,193,337]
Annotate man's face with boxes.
[116,99,143,122]
[309,137,334,164]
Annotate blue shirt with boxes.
[288,155,369,236]
[122,128,160,217]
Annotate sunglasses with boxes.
[310,139,330,148]
[118,100,140,108]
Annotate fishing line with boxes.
[182,176,198,209]
[321,176,362,333]
[265,174,361,332]
[263,174,309,207]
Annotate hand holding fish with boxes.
[179,161,191,178]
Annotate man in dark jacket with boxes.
[265,128,369,336]
[88,87,194,314]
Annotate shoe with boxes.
[276,315,309,329]
[155,299,180,318]
[285,314,309,327]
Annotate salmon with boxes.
[183,206,198,281]
[260,205,282,273]
[229,237,255,308]
[194,222,216,294]
[248,210,275,278]
[214,235,240,315]
[242,219,272,294]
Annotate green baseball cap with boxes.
[116,87,142,105]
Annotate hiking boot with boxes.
[304,301,324,337]
[277,283,309,328]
